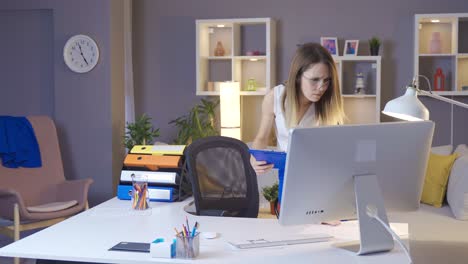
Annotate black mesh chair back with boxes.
[184,136,259,218]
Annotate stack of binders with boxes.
[117,145,190,202]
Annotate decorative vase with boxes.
[214,41,225,56]
[433,68,445,91]
[430,32,442,54]
[354,72,366,94]
[247,78,257,91]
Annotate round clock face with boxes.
[63,34,99,73]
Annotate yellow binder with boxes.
[130,145,186,155]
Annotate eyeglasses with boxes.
[302,75,331,88]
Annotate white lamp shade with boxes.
[220,82,241,128]
[221,128,241,139]
[382,87,430,121]
[220,81,241,139]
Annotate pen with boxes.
[186,216,191,234]
[191,222,198,237]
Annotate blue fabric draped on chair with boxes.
[0,116,42,168]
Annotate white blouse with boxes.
[273,84,316,151]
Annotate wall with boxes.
[0,9,54,116]
[133,0,468,147]
[0,0,125,206]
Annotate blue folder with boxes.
[117,184,178,202]
[249,149,287,202]
[249,149,286,169]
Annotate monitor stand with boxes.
[353,173,394,255]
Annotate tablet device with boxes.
[249,149,286,169]
[109,242,150,253]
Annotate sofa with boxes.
[392,144,468,263]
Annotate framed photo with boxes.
[320,37,338,56]
[344,40,359,56]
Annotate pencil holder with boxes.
[175,232,200,259]
[130,174,150,210]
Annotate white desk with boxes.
[0,198,409,264]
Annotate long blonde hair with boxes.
[282,43,344,127]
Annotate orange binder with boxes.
[124,154,181,171]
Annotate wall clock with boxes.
[63,34,99,73]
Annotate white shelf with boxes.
[342,94,377,98]
[338,56,382,124]
[337,56,381,62]
[205,56,232,60]
[419,53,456,57]
[196,90,268,96]
[415,13,468,95]
[196,18,276,142]
[233,56,267,60]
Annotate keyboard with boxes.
[228,233,333,249]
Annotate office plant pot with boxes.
[370,46,380,56]
[269,201,276,215]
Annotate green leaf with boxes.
[123,113,160,150]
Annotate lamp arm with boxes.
[417,89,468,110]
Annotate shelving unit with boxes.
[335,56,382,124]
[415,13,468,94]
[196,18,275,96]
[195,18,381,141]
[196,18,276,142]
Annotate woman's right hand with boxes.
[250,155,274,174]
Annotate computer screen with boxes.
[278,121,434,255]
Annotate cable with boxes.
[366,205,413,264]
[417,74,433,94]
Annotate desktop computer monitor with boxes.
[278,121,434,255]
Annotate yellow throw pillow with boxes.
[421,152,458,207]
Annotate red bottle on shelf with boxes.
[433,68,445,91]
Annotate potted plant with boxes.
[169,98,219,144]
[262,182,279,215]
[123,113,160,151]
[369,36,381,56]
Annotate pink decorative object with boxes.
[214,41,225,56]
[430,32,442,54]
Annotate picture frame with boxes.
[320,37,338,56]
[344,40,359,56]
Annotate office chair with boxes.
[0,116,93,242]
[184,136,259,218]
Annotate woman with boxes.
[251,42,345,174]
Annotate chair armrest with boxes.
[55,178,94,207]
[0,188,27,220]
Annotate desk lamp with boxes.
[383,75,468,143]
[220,81,241,140]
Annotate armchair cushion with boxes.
[27,200,78,213]
[421,152,458,207]
[446,146,468,220]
